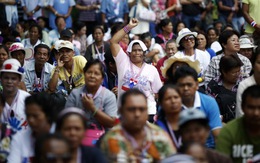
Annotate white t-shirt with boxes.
[176,48,211,74]
[114,48,162,114]
[7,128,34,163]
[210,41,222,53]
[1,90,30,131]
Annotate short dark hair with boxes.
[158,18,172,31]
[219,54,243,75]
[120,89,147,107]
[25,92,56,125]
[140,32,152,41]
[34,43,51,56]
[29,24,43,40]
[207,27,219,37]
[172,66,198,84]
[242,85,260,108]
[92,25,105,35]
[74,21,86,33]
[55,16,65,26]
[83,59,105,78]
[34,133,70,163]
[218,30,240,51]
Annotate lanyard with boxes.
[85,85,103,99]
[166,120,181,149]
[3,91,20,121]
[130,62,146,80]
[33,65,45,91]
[63,61,74,86]
[94,44,105,62]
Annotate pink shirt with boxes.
[114,48,162,114]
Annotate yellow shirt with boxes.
[51,55,87,89]
[243,0,260,34]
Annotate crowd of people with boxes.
[0,0,260,163]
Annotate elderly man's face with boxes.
[120,94,148,133]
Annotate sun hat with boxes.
[161,53,201,78]
[54,40,64,51]
[179,109,208,127]
[176,28,198,47]
[58,40,74,51]
[127,40,147,53]
[0,59,24,77]
[239,38,255,49]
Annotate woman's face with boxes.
[162,22,173,34]
[37,19,46,29]
[84,64,104,88]
[223,34,240,53]
[176,23,185,34]
[0,48,9,66]
[93,28,104,42]
[197,34,207,50]
[60,114,85,149]
[29,27,40,41]
[181,35,195,49]
[207,29,217,44]
[161,88,182,115]
[26,103,50,135]
[129,44,145,64]
[222,67,241,84]
[16,24,24,33]
[78,26,87,36]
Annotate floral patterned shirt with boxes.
[100,123,176,162]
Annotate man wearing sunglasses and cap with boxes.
[110,18,162,121]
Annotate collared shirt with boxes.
[24,60,54,92]
[204,53,252,85]
[182,91,201,110]
[182,91,222,148]
[100,123,176,162]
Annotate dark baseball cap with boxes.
[60,29,72,38]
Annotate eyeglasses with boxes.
[183,35,195,42]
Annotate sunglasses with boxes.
[183,35,195,42]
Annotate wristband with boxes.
[251,20,257,27]
[123,25,131,33]
[92,107,98,117]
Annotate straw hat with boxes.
[161,53,201,78]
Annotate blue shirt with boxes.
[183,91,222,148]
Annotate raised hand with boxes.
[57,54,65,68]
[129,18,139,29]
